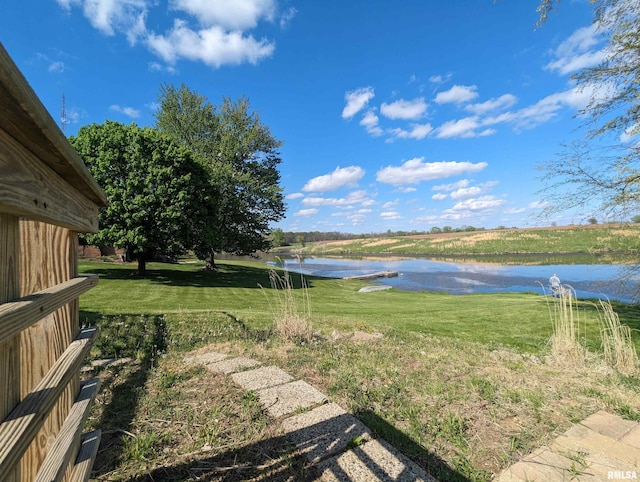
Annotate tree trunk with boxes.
[204,253,218,271]
[137,255,147,276]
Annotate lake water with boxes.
[273,256,639,303]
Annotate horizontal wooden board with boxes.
[34,379,100,482]
[0,127,100,232]
[0,44,106,207]
[69,430,101,482]
[0,275,98,344]
[0,327,98,480]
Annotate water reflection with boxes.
[270,255,639,303]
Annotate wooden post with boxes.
[0,214,20,482]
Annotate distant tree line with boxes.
[272,219,640,247]
[271,226,497,246]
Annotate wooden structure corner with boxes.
[0,42,107,481]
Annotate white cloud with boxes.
[482,85,611,129]
[504,207,526,214]
[294,208,318,217]
[48,61,65,73]
[398,187,417,193]
[57,0,281,67]
[146,21,274,67]
[429,73,452,84]
[389,122,433,140]
[381,211,401,219]
[433,179,470,191]
[360,110,384,136]
[380,98,427,120]
[286,192,304,200]
[148,61,177,73]
[620,123,640,143]
[58,0,148,42]
[109,104,141,118]
[432,193,448,201]
[482,85,597,131]
[465,94,517,115]
[342,87,375,119]
[376,158,488,186]
[279,7,297,27]
[170,0,276,30]
[66,107,82,124]
[529,200,548,209]
[382,201,398,209]
[434,85,479,104]
[450,186,483,200]
[545,24,607,75]
[302,166,365,192]
[302,190,374,207]
[448,196,505,212]
[435,116,495,139]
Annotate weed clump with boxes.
[261,269,313,344]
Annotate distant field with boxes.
[286,224,640,257]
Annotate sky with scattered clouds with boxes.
[0,0,618,232]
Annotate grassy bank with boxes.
[81,260,640,481]
[287,224,640,257]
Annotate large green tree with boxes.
[71,121,213,275]
[536,0,640,219]
[155,83,285,269]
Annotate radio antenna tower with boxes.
[61,92,68,134]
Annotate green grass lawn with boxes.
[80,259,640,481]
[79,259,639,353]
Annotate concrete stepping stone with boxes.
[317,438,435,482]
[498,412,640,481]
[184,351,228,365]
[257,380,328,417]
[231,366,294,391]
[622,426,640,449]
[205,356,261,374]
[580,410,638,441]
[499,446,600,481]
[281,403,372,463]
[552,423,640,468]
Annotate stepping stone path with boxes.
[187,351,639,481]
[496,410,640,481]
[185,351,436,481]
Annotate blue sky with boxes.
[1,0,610,233]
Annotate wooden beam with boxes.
[0,275,98,345]
[0,43,107,207]
[34,379,100,482]
[0,327,98,480]
[0,128,100,232]
[69,430,101,482]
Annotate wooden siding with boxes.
[0,42,107,481]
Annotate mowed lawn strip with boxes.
[78,259,623,353]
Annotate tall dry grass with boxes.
[597,300,639,375]
[545,285,638,375]
[261,269,313,343]
[546,286,588,367]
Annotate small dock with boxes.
[343,270,398,280]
